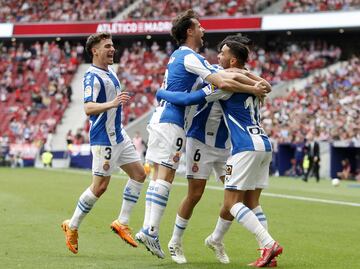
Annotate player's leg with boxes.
[168,178,206,264]
[205,191,233,264]
[138,123,185,258]
[62,174,110,254]
[111,159,146,247]
[245,189,277,267]
[141,163,158,230]
[62,145,114,254]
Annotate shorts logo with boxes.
[192,163,199,173]
[103,161,110,171]
[226,165,233,176]
[173,152,181,163]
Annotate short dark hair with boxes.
[85,32,112,59]
[218,33,252,49]
[218,34,252,66]
[171,9,199,46]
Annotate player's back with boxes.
[220,92,272,154]
[186,64,229,149]
[187,100,230,149]
[150,46,216,128]
[84,65,124,146]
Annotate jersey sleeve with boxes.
[183,53,217,80]
[83,73,101,103]
[204,88,232,103]
[156,88,207,106]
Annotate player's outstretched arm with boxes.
[84,92,130,115]
[156,87,210,106]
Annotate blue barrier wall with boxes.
[278,143,295,176]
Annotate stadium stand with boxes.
[204,40,341,84]
[261,56,360,144]
[127,0,278,19]
[116,41,169,124]
[0,41,80,145]
[282,0,360,13]
[0,0,132,22]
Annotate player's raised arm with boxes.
[84,92,130,116]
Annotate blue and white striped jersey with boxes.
[186,65,230,149]
[212,91,272,155]
[186,101,230,149]
[83,65,124,146]
[150,46,217,128]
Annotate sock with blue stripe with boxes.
[118,178,143,225]
[170,214,189,244]
[252,205,269,255]
[230,202,274,248]
[143,180,156,229]
[252,205,268,230]
[69,187,98,229]
[148,179,172,235]
[211,217,232,242]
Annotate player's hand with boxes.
[253,80,268,98]
[111,92,130,107]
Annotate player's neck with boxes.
[230,63,244,69]
[183,40,198,52]
[92,59,108,71]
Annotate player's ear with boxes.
[187,27,193,37]
[92,47,98,57]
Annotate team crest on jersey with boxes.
[84,86,92,98]
[103,161,110,171]
[192,163,199,173]
[173,152,181,163]
[226,165,233,176]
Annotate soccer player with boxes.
[136,10,269,259]
[166,65,231,264]
[61,32,146,254]
[157,37,283,267]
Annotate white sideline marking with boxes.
[50,168,360,207]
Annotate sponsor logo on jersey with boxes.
[226,165,233,176]
[84,86,92,98]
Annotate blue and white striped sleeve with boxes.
[83,72,101,103]
[183,53,217,80]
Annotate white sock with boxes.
[143,180,156,229]
[252,205,268,230]
[230,202,274,248]
[69,187,98,229]
[148,179,172,235]
[118,178,144,225]
[252,205,269,254]
[170,214,189,244]
[211,217,232,242]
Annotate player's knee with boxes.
[188,191,203,204]
[134,169,147,182]
[93,186,107,197]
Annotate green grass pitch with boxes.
[1,167,359,269]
